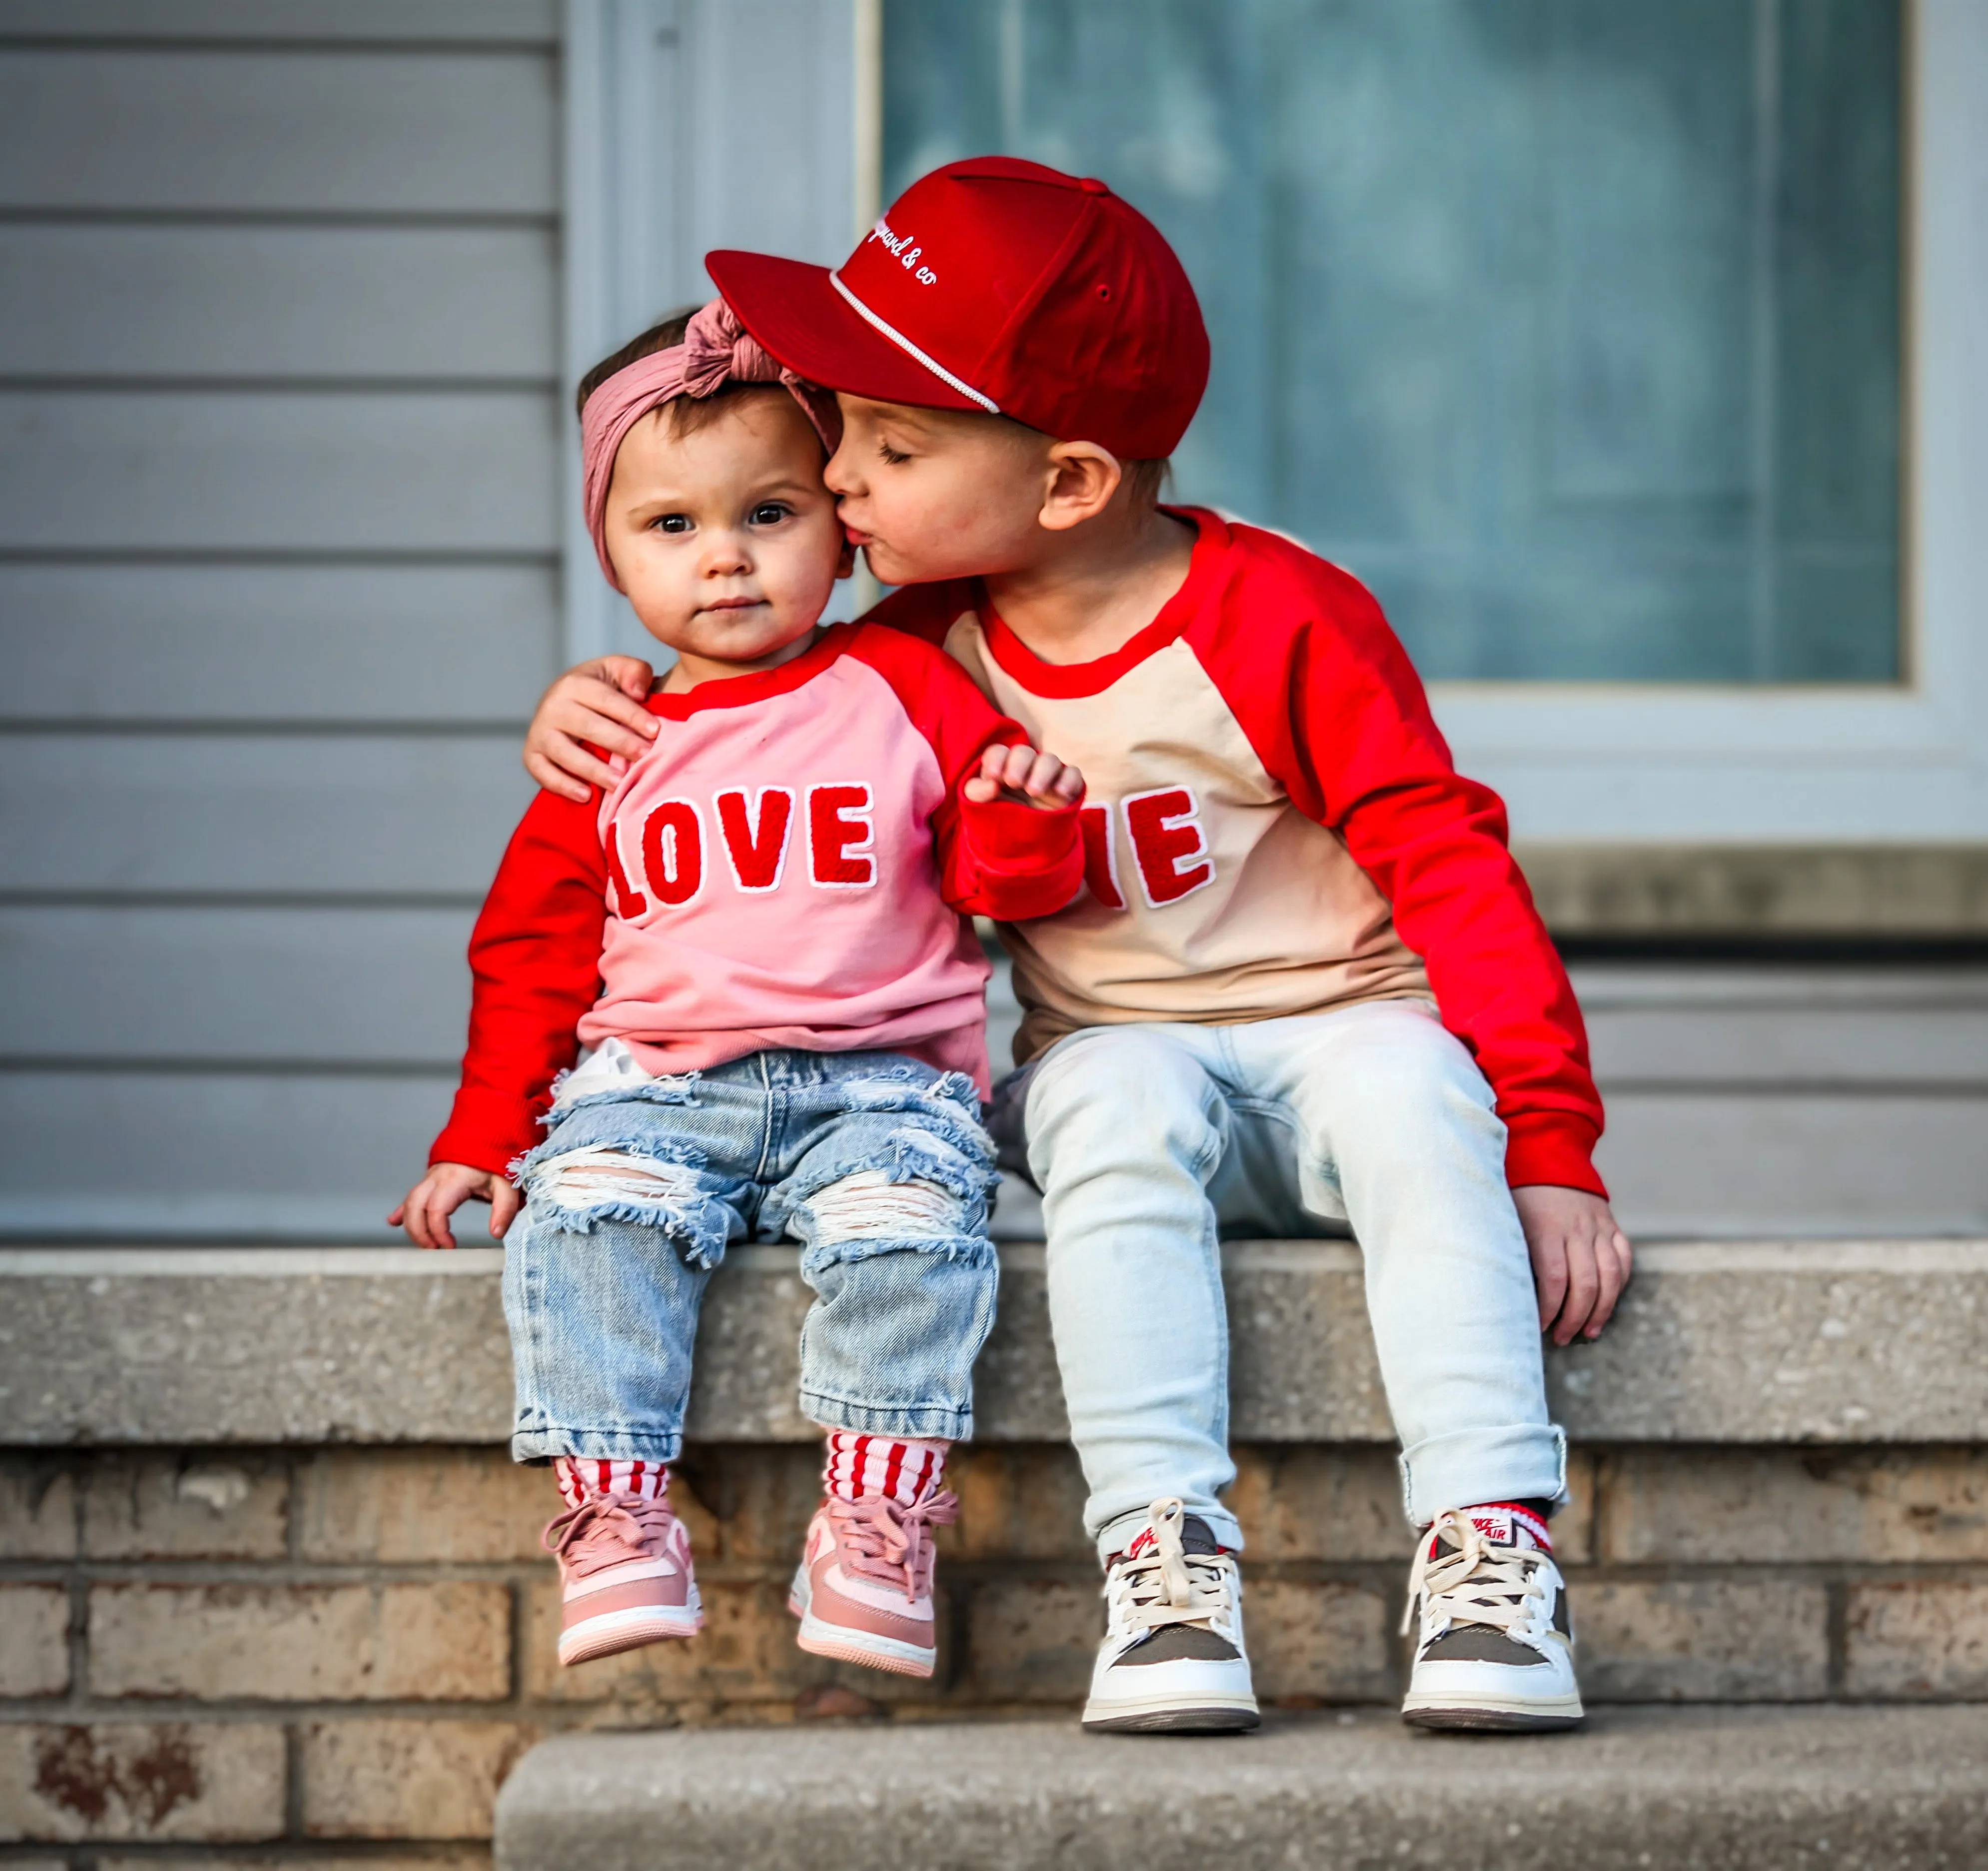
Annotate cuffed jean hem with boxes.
[797,1391,973,1441]
[510,1427,684,1465]
[1095,1501,1245,1566]
[1398,1422,1568,1527]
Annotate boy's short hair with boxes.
[1125,458,1171,507]
[575,308,788,440]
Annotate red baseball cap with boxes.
[707,156,1209,461]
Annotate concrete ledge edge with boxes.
[4,1240,1986,1448]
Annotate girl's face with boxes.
[602,389,852,687]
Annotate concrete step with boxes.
[495,1706,1988,1871]
[3,1239,1986,1447]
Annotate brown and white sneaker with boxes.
[788,1484,958,1679]
[1400,1503,1582,1731]
[544,1491,702,1667]
[1082,1498,1260,1734]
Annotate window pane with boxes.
[883,0,1902,683]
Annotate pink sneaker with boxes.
[544,1492,702,1667]
[787,1487,957,1678]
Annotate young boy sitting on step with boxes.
[522,158,1634,1734]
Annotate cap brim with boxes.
[706,249,984,414]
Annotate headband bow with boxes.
[580,297,841,592]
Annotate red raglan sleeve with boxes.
[428,785,609,1177]
[845,624,1086,923]
[1195,542,1607,1196]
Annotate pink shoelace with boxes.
[826,1488,958,1600]
[543,1492,679,1580]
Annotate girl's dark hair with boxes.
[574,306,785,438]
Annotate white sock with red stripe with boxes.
[821,1432,947,1505]
[1437,1501,1553,1555]
[554,1456,669,1508]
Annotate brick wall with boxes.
[3,1443,1986,1860]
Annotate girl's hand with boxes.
[391,1163,520,1250]
[524,656,660,801]
[1513,1185,1634,1345]
[964,743,1086,811]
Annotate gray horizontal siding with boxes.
[1572,961,1988,1236]
[0,1,558,43]
[0,224,558,378]
[0,1072,455,1242]
[0,908,477,1061]
[0,47,557,213]
[0,12,562,1240]
[0,390,560,552]
[1594,1092,1988,1237]
[0,564,557,721]
[0,736,530,892]
[1587,1008,1988,1086]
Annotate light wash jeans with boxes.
[503,1049,999,1464]
[1003,1002,1565,1559]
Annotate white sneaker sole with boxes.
[786,1570,937,1679]
[558,1600,701,1667]
[1082,1688,1261,1734]
[1400,1685,1585,1731]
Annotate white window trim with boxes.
[561,0,861,667]
[1430,0,1986,843]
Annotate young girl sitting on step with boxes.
[393,299,1084,1677]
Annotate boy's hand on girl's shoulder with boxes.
[964,742,1085,812]
[391,1163,520,1251]
[524,655,660,801]
[1512,1185,1633,1346]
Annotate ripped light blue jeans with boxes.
[503,1049,999,1464]
[1002,1003,1565,1559]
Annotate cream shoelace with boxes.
[1105,1497,1238,1638]
[1400,1506,1553,1640]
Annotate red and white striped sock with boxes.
[1437,1501,1552,1556]
[821,1432,947,1506]
[554,1456,670,1508]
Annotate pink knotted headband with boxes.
[580,297,842,591]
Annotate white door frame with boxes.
[562,0,861,666]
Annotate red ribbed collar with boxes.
[645,622,855,718]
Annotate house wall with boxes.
[0,0,563,1240]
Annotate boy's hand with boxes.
[524,656,659,801]
[1512,1185,1633,1345]
[391,1163,520,1250]
[964,743,1085,811]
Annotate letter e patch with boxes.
[1123,787,1214,907]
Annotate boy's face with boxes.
[603,390,852,670]
[825,395,1059,588]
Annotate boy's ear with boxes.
[1038,441,1125,533]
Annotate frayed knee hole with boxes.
[805,1171,964,1246]
[532,1146,703,1210]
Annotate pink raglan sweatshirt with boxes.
[431,623,1085,1175]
